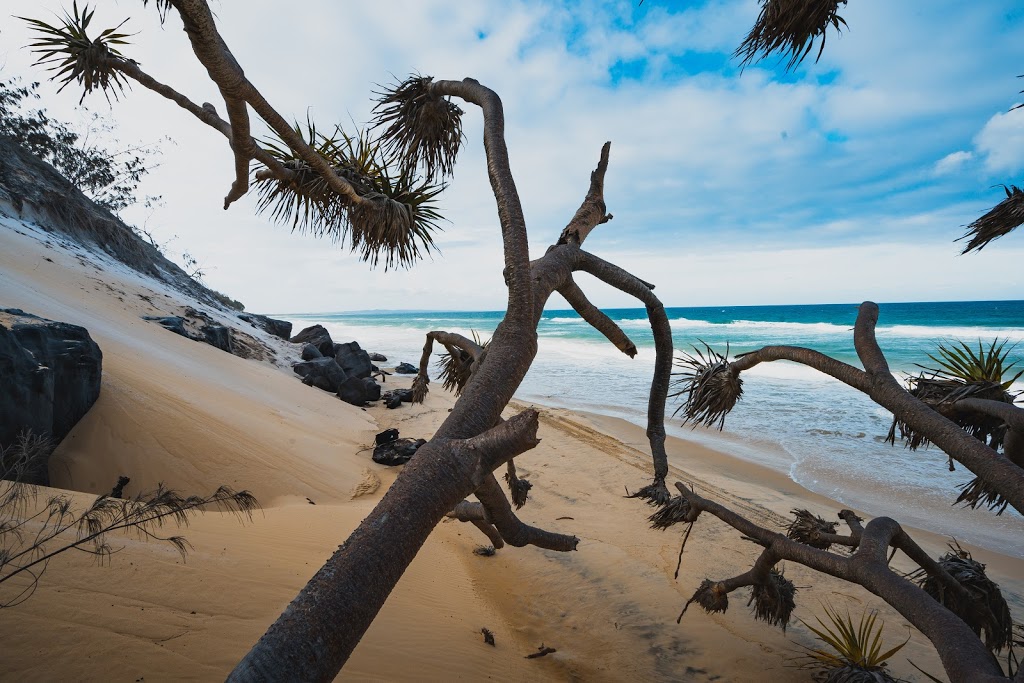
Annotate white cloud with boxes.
[975,108,1024,175]
[933,150,973,176]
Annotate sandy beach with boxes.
[2,209,1022,682]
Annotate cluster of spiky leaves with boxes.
[22,2,134,104]
[410,373,430,404]
[955,475,1010,514]
[959,185,1024,254]
[648,495,691,530]
[787,508,838,550]
[734,0,848,72]
[684,579,729,618]
[908,542,1014,652]
[504,467,533,510]
[373,76,464,181]
[671,342,742,430]
[798,604,908,683]
[889,339,1020,452]
[627,479,672,506]
[748,567,797,631]
[434,332,489,396]
[254,120,443,269]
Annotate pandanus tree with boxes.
[22,1,674,679]
[639,2,1024,682]
[21,1,1024,682]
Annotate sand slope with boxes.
[2,207,1022,681]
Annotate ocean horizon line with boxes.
[275,297,1024,317]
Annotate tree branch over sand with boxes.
[663,303,1024,681]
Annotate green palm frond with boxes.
[735,0,848,72]
[797,604,908,682]
[373,75,464,180]
[889,338,1020,453]
[959,184,1024,254]
[253,119,444,269]
[21,2,134,104]
[670,342,742,430]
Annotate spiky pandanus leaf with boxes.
[908,542,1014,652]
[787,508,838,550]
[888,339,1020,452]
[22,2,134,103]
[253,121,443,269]
[798,604,908,683]
[140,0,173,23]
[959,184,1024,254]
[748,567,797,631]
[734,0,849,72]
[648,495,691,530]
[373,76,464,180]
[671,342,742,430]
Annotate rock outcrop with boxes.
[238,313,292,341]
[0,308,102,485]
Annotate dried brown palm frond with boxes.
[734,0,848,73]
[140,0,173,23]
[410,373,430,404]
[907,541,1013,652]
[680,579,729,623]
[254,121,443,270]
[626,478,672,506]
[1,482,257,608]
[749,567,797,631]
[648,495,691,530]
[955,475,1009,514]
[671,342,742,430]
[373,75,464,181]
[889,339,1020,451]
[504,461,532,510]
[787,508,838,550]
[21,2,134,104]
[959,184,1024,254]
[435,331,488,396]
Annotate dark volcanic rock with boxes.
[381,388,414,409]
[202,325,233,353]
[300,343,323,361]
[290,325,334,356]
[394,362,418,374]
[0,309,102,485]
[293,357,347,393]
[369,352,387,362]
[334,341,373,379]
[375,428,399,445]
[372,438,426,466]
[337,376,381,406]
[143,315,188,337]
[238,313,292,340]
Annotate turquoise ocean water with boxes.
[282,301,1024,556]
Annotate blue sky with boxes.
[1,0,1023,312]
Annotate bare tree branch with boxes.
[558,277,637,357]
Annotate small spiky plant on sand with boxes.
[798,604,909,683]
